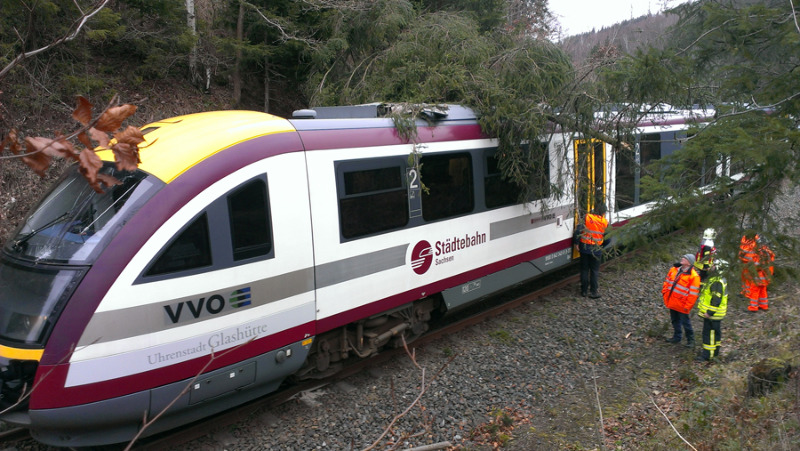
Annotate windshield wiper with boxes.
[11,212,70,253]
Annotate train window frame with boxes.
[144,212,213,277]
[420,151,475,221]
[138,175,275,283]
[227,178,273,261]
[335,157,410,240]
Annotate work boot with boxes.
[665,337,681,344]
[685,338,695,348]
[589,292,601,299]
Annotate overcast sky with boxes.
[549,0,687,37]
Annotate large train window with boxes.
[421,152,473,221]
[484,143,550,209]
[228,179,272,260]
[145,213,212,276]
[337,158,409,239]
[526,141,551,201]
[614,144,637,210]
[485,150,518,208]
[639,133,662,204]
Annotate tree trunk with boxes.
[233,2,244,106]
[186,0,200,86]
[263,54,270,113]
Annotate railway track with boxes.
[132,265,583,450]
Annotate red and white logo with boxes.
[410,240,433,275]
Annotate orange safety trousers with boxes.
[742,277,769,311]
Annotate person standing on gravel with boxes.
[696,262,728,362]
[662,254,701,347]
[577,204,608,299]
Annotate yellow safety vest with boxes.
[697,276,728,320]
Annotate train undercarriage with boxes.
[295,297,442,380]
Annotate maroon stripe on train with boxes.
[317,239,572,333]
[31,322,313,409]
[40,132,305,366]
[297,124,486,150]
[33,239,570,408]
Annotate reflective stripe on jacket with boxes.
[580,213,608,247]
[662,266,701,314]
[697,276,728,320]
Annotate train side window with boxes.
[483,144,549,209]
[484,151,518,208]
[639,133,662,203]
[145,213,212,276]
[421,152,474,221]
[526,141,551,201]
[228,179,272,260]
[338,162,408,239]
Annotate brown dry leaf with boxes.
[114,125,145,146]
[49,135,78,158]
[95,104,137,132]
[25,136,74,159]
[2,129,21,154]
[111,142,140,171]
[78,150,105,193]
[22,137,53,176]
[89,127,110,148]
[77,131,93,149]
[72,96,93,126]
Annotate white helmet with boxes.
[703,228,716,240]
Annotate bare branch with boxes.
[0,95,120,162]
[361,336,455,451]
[634,380,699,451]
[790,0,800,34]
[0,0,112,80]
[241,1,319,46]
[124,338,256,450]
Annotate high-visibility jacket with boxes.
[740,235,774,286]
[697,276,728,320]
[662,266,701,314]
[739,235,758,263]
[580,213,608,248]
[755,244,775,286]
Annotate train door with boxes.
[573,139,606,258]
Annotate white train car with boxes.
[0,103,696,446]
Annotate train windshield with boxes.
[4,163,162,264]
[0,262,83,344]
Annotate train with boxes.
[0,103,713,446]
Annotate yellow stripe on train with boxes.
[96,110,296,183]
[0,344,44,361]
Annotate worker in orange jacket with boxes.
[577,204,608,299]
[663,253,702,347]
[739,233,774,311]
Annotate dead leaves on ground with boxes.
[2,95,142,192]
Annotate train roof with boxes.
[96,105,483,184]
[98,110,295,183]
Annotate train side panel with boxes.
[305,134,576,333]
